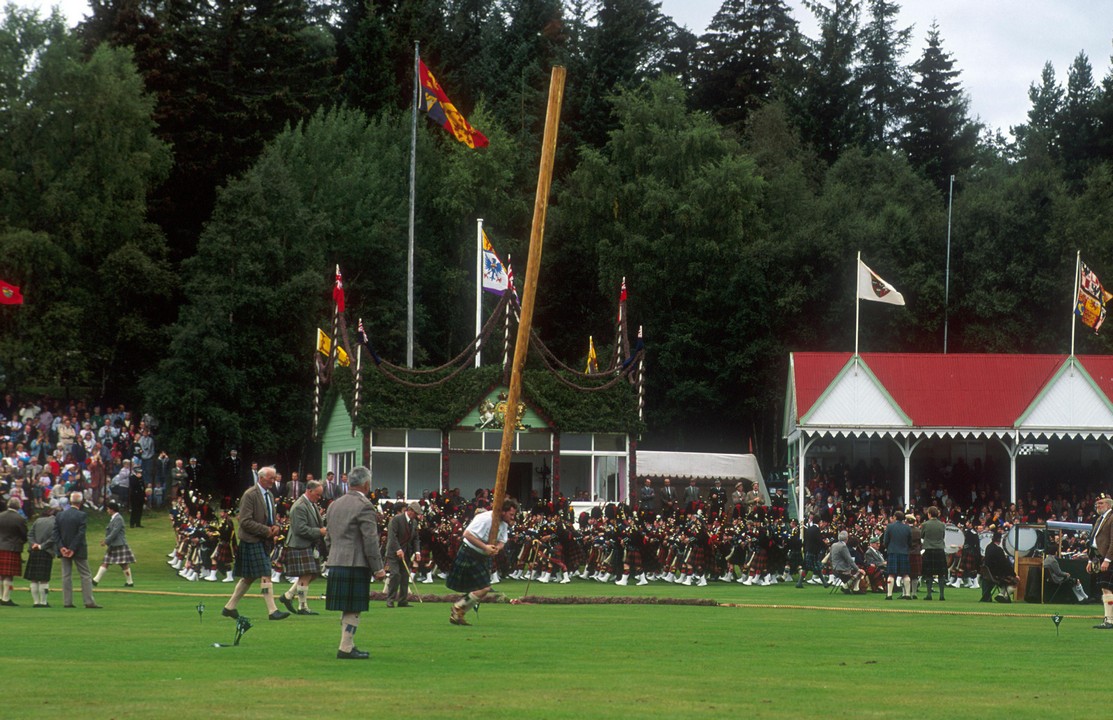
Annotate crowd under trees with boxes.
[2,0,1113,470]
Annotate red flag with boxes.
[619,278,627,303]
[0,280,23,305]
[418,59,489,149]
[333,266,345,313]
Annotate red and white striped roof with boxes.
[785,353,1113,440]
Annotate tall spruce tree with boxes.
[901,22,978,194]
[1058,52,1099,183]
[795,0,863,163]
[855,0,911,149]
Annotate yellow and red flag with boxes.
[418,59,488,149]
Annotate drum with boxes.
[978,531,994,554]
[944,524,964,553]
[1004,527,1039,557]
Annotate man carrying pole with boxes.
[447,499,519,625]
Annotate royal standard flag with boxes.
[481,231,509,295]
[1077,260,1113,333]
[418,59,489,148]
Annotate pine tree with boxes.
[855,0,911,148]
[901,21,978,194]
[1058,52,1099,183]
[795,0,863,163]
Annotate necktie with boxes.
[263,487,274,525]
[1094,511,1109,550]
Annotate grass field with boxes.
[5,512,1104,719]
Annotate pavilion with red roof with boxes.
[784,352,1113,515]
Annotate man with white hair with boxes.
[53,492,101,608]
[829,530,863,594]
[221,466,289,621]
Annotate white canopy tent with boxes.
[637,451,767,499]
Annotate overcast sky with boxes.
[662,0,1113,134]
[12,0,1113,134]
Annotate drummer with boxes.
[921,506,948,601]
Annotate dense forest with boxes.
[2,0,1113,469]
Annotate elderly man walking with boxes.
[325,466,385,659]
[221,466,290,621]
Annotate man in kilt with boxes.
[25,507,56,607]
[920,506,948,601]
[93,500,136,587]
[1087,492,1113,629]
[279,480,327,616]
[906,512,922,599]
[882,510,912,600]
[0,497,28,605]
[447,498,519,626]
[324,466,385,659]
[220,466,290,621]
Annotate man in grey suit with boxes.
[325,466,385,660]
[53,492,101,608]
[384,502,421,608]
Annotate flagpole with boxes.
[407,42,419,368]
[854,251,861,359]
[488,66,566,545]
[475,218,484,368]
[944,174,954,354]
[352,324,363,437]
[1071,249,1080,357]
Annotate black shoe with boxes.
[885,595,893,600]
[221,607,240,619]
[279,595,296,614]
[91,580,98,587]
[979,597,992,603]
[63,604,76,608]
[269,610,290,621]
[924,595,933,601]
[994,596,1011,604]
[939,596,945,601]
[0,599,17,606]
[1093,620,1113,629]
[85,603,103,609]
[396,602,412,607]
[296,608,319,615]
[337,647,369,660]
[841,587,852,595]
[385,601,395,608]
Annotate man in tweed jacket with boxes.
[384,502,421,607]
[1089,493,1113,629]
[279,480,327,615]
[221,466,289,621]
[325,466,385,659]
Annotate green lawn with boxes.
[4,512,1102,719]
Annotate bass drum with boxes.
[979,531,994,554]
[944,524,964,554]
[1004,527,1039,557]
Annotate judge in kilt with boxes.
[325,466,385,660]
[447,498,520,626]
[93,501,136,587]
[384,501,422,608]
[0,497,28,606]
[279,480,327,616]
[920,506,948,601]
[1088,492,1113,629]
[25,507,57,607]
[221,466,289,622]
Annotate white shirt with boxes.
[464,510,508,552]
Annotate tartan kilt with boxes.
[280,547,321,577]
[233,541,272,579]
[961,549,981,575]
[684,544,707,569]
[563,540,585,570]
[102,544,137,566]
[624,546,643,569]
[0,549,22,577]
[748,548,769,574]
[24,548,53,582]
[325,566,370,613]
[908,550,922,576]
[887,552,910,576]
[446,544,492,594]
[213,541,234,566]
[922,548,948,577]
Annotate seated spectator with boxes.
[981,531,1019,603]
[1044,540,1088,603]
[830,530,865,594]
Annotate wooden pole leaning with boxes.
[488,66,566,545]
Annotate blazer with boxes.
[53,505,89,559]
[286,494,324,549]
[1092,509,1113,561]
[385,512,419,557]
[0,508,28,552]
[237,484,274,545]
[326,490,383,573]
[28,515,56,553]
[104,512,127,547]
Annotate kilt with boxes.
[624,546,643,569]
[748,548,768,574]
[103,544,137,566]
[446,544,492,594]
[24,548,53,582]
[213,541,234,566]
[804,551,823,573]
[684,544,707,569]
[325,566,370,613]
[922,548,948,577]
[233,541,271,579]
[280,547,321,577]
[908,550,922,576]
[887,552,910,576]
[0,549,22,577]
[961,549,981,575]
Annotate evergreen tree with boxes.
[1058,52,1099,183]
[1014,61,1062,162]
[794,0,863,163]
[690,0,802,131]
[855,0,911,149]
[901,22,978,194]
